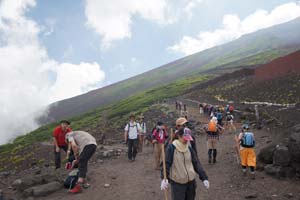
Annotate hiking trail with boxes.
[39,101,300,200]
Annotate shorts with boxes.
[240,148,256,167]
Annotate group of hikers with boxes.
[52,100,257,199]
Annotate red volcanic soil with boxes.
[255,50,300,81]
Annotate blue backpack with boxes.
[217,113,222,120]
[241,132,255,148]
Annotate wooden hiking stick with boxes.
[161,144,169,200]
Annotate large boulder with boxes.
[273,145,291,167]
[257,144,276,164]
[24,181,62,197]
[264,164,295,178]
[288,129,300,162]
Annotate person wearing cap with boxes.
[161,128,209,200]
[175,117,197,155]
[65,131,97,193]
[124,113,142,161]
[138,115,147,152]
[152,121,168,170]
[237,124,256,179]
[205,117,224,164]
[53,120,72,169]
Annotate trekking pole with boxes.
[161,143,169,200]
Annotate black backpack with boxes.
[64,169,79,190]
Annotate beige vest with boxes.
[170,148,197,184]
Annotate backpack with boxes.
[217,113,222,120]
[208,121,217,132]
[229,106,234,112]
[241,132,255,148]
[127,122,138,133]
[64,169,79,190]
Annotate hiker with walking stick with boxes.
[160,128,209,200]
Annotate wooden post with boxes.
[161,144,168,200]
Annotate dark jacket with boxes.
[161,144,208,183]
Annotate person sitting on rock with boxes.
[66,131,97,193]
[237,124,256,179]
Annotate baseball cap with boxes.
[177,128,193,141]
[176,117,188,126]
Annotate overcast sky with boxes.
[0,0,300,144]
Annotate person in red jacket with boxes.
[53,120,72,169]
[152,121,168,170]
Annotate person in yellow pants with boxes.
[238,124,256,179]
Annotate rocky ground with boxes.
[1,102,299,200]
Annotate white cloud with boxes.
[85,0,202,49]
[0,0,105,144]
[169,2,300,55]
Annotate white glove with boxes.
[160,179,169,191]
[203,180,209,189]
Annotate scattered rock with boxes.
[0,190,4,200]
[25,181,62,197]
[258,144,276,164]
[273,145,291,167]
[288,130,300,162]
[264,164,295,178]
[284,193,294,199]
[104,183,110,188]
[245,194,258,199]
[0,171,10,178]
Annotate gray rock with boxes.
[0,171,11,178]
[288,131,300,162]
[264,164,296,178]
[273,145,291,167]
[264,164,281,177]
[0,190,4,200]
[30,181,61,197]
[258,144,276,164]
[245,194,258,199]
[292,124,300,133]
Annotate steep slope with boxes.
[46,17,300,122]
[255,50,300,81]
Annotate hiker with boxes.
[237,124,256,179]
[175,117,197,155]
[124,113,142,161]
[225,112,236,134]
[138,115,147,152]
[199,103,204,114]
[205,117,224,163]
[160,128,209,200]
[152,121,168,170]
[53,120,73,169]
[216,111,223,126]
[65,131,97,193]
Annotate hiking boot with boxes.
[82,183,90,189]
[208,157,212,164]
[213,158,216,164]
[242,169,247,176]
[250,172,255,180]
[69,184,82,194]
[132,157,136,161]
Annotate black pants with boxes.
[171,180,197,200]
[127,139,138,160]
[78,144,97,178]
[54,145,74,168]
[54,145,67,169]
